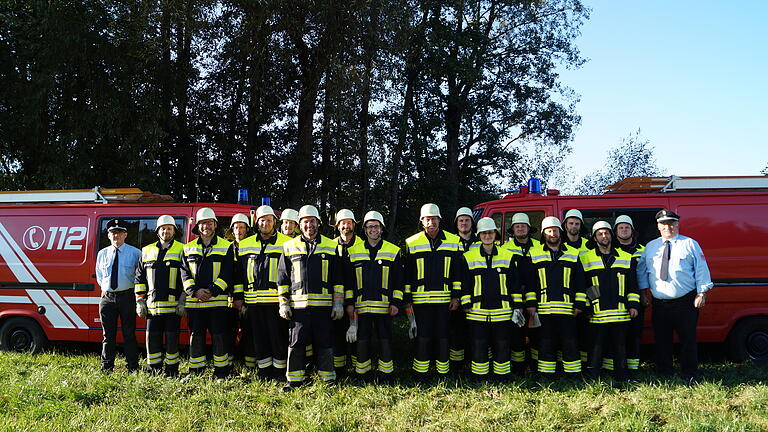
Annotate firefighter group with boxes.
[105,202,693,390]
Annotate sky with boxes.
[559,0,768,179]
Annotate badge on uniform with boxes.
[377,259,382,264]
[321,254,326,258]
[497,268,501,273]
[166,261,171,266]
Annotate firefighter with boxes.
[581,221,640,380]
[134,215,186,376]
[332,208,363,375]
[277,205,344,391]
[280,208,300,238]
[525,216,586,379]
[96,219,141,372]
[180,208,235,378]
[609,215,648,375]
[344,211,403,382]
[562,208,591,365]
[501,212,540,374]
[460,217,522,379]
[404,203,462,378]
[225,213,251,368]
[450,207,477,367]
[233,205,291,379]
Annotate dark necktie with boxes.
[110,248,120,290]
[659,241,670,281]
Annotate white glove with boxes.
[239,304,248,319]
[512,309,526,327]
[530,312,542,328]
[279,303,292,320]
[346,315,358,343]
[331,297,344,320]
[406,308,417,339]
[175,296,187,317]
[136,298,148,318]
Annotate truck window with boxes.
[491,212,503,234]
[504,211,545,242]
[97,217,187,250]
[577,208,661,245]
[471,207,484,223]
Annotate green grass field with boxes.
[1,345,768,432]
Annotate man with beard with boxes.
[580,221,639,381]
[234,205,291,379]
[277,205,344,390]
[404,203,463,378]
[525,216,586,379]
[332,209,363,375]
[181,208,234,378]
[135,215,186,376]
[502,212,540,374]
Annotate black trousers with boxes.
[188,307,229,376]
[449,309,466,362]
[576,312,590,364]
[332,313,351,369]
[470,320,511,376]
[99,290,138,370]
[626,306,645,370]
[286,307,335,382]
[356,314,393,374]
[412,303,450,374]
[538,314,580,374]
[145,313,180,371]
[589,322,628,379]
[652,290,699,378]
[245,304,288,370]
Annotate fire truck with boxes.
[474,175,768,361]
[0,187,254,353]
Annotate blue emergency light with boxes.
[261,196,271,207]
[237,189,249,205]
[528,178,542,194]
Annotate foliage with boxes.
[574,129,663,195]
[1,350,768,431]
[0,0,588,238]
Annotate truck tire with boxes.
[727,317,768,362]
[0,317,48,353]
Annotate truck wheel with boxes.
[727,317,768,362]
[0,317,48,353]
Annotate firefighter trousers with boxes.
[188,307,230,377]
[412,303,450,375]
[244,304,288,372]
[332,313,351,370]
[538,314,581,374]
[470,320,511,376]
[449,309,466,363]
[355,314,393,375]
[145,314,180,375]
[286,307,335,383]
[589,321,628,380]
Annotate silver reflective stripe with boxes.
[350,253,368,260]
[467,260,485,269]
[409,244,431,253]
[377,252,397,259]
[492,259,510,267]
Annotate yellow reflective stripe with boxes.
[499,273,509,309]
[355,267,363,291]
[183,279,195,289]
[146,268,155,291]
[563,267,571,288]
[169,268,178,290]
[321,259,328,283]
[592,275,599,286]
[189,262,198,277]
[292,260,302,284]
[538,268,547,290]
[247,258,256,286]
[443,257,451,279]
[212,262,221,283]
[416,258,424,281]
[382,267,389,291]
[269,257,278,283]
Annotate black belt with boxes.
[653,290,696,304]
[103,289,134,297]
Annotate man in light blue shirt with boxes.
[96,219,141,372]
[637,209,713,382]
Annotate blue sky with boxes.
[560,0,768,178]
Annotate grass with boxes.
[1,345,768,432]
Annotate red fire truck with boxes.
[474,175,768,361]
[0,187,253,352]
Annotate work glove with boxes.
[239,304,248,319]
[346,314,358,343]
[406,307,417,339]
[279,303,292,320]
[529,312,541,328]
[175,296,187,317]
[331,297,344,320]
[136,298,148,318]
[512,309,526,327]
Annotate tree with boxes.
[575,129,663,195]
[761,163,767,176]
